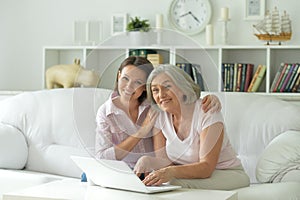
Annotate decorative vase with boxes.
[128,31,149,46]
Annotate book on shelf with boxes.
[222,63,227,91]
[244,63,254,92]
[235,63,242,92]
[270,63,284,92]
[232,63,238,92]
[247,65,266,92]
[287,64,300,92]
[176,63,193,78]
[271,63,288,92]
[129,49,157,57]
[280,63,296,92]
[221,64,225,91]
[276,63,292,92]
[221,63,233,92]
[240,63,247,92]
[192,64,205,91]
[229,63,234,91]
[292,73,300,92]
[129,49,139,56]
[147,54,163,67]
[285,63,299,92]
[138,49,157,57]
[176,62,205,91]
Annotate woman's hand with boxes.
[134,156,173,179]
[142,167,174,186]
[202,94,221,113]
[134,156,154,178]
[136,108,158,138]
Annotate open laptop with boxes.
[71,156,181,194]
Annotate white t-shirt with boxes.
[155,98,241,169]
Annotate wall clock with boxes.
[168,0,212,35]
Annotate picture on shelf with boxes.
[73,20,103,45]
[245,0,265,20]
[111,13,128,35]
[73,21,87,45]
[87,20,103,45]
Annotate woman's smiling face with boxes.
[118,65,147,101]
[150,72,183,112]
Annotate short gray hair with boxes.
[146,64,200,105]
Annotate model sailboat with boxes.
[253,7,292,45]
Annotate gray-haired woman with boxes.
[134,64,250,190]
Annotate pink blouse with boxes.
[95,92,154,168]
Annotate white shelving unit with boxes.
[43,45,300,100]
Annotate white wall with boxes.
[1,0,299,91]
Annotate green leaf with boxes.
[126,16,150,32]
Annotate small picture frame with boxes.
[87,20,103,45]
[73,21,87,45]
[111,13,128,35]
[245,0,265,21]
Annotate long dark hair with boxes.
[114,56,154,103]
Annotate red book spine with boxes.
[244,64,254,92]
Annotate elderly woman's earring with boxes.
[183,94,187,102]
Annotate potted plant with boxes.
[126,16,150,32]
[126,16,151,45]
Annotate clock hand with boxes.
[180,11,200,23]
[189,12,200,23]
[179,12,190,18]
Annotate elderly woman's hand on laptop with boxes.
[134,156,173,184]
[134,156,154,179]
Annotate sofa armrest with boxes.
[256,130,300,183]
[0,123,28,169]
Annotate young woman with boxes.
[134,64,250,190]
[95,57,222,169]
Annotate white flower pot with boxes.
[128,31,149,46]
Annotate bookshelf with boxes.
[43,45,300,100]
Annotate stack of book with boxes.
[147,54,163,67]
[176,62,205,91]
[270,63,300,93]
[222,63,266,92]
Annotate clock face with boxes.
[169,0,212,35]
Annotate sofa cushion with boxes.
[218,92,300,183]
[0,123,28,169]
[234,182,300,200]
[0,88,112,178]
[256,130,300,183]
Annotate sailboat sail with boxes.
[271,7,281,34]
[281,11,292,33]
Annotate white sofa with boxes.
[0,88,300,200]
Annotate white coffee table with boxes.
[3,179,237,200]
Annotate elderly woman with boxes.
[134,64,250,190]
